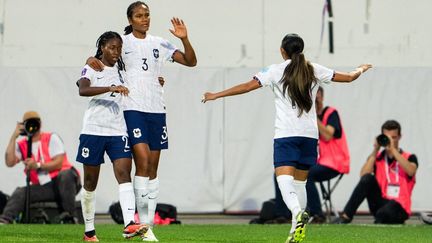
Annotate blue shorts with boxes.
[76,134,132,166]
[273,137,318,170]
[123,110,168,150]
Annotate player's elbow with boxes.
[79,88,89,97]
[187,59,197,67]
[348,75,356,82]
[5,161,15,168]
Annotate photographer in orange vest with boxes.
[334,120,417,224]
[306,86,350,223]
[0,111,81,224]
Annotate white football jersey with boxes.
[79,65,128,136]
[254,60,334,139]
[121,33,178,113]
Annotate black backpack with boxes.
[108,202,180,224]
[0,191,10,214]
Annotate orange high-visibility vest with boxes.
[318,107,350,174]
[375,151,415,215]
[17,132,72,185]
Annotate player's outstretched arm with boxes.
[332,64,372,83]
[170,17,197,67]
[202,79,261,103]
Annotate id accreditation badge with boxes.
[37,170,52,185]
[387,184,400,198]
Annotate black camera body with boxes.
[19,118,41,136]
[376,134,390,147]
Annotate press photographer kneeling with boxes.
[333,120,418,224]
[0,111,81,224]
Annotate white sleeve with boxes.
[48,133,66,158]
[159,38,178,62]
[313,63,334,85]
[79,65,96,83]
[254,65,276,87]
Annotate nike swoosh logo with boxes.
[127,208,134,210]
[160,140,168,144]
[96,77,104,79]
[125,51,133,54]
[124,149,130,152]
[141,193,149,198]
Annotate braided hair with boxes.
[95,31,125,71]
[124,1,149,35]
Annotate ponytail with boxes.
[280,52,317,117]
[279,33,317,117]
[124,25,133,35]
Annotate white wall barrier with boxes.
[1,66,431,213]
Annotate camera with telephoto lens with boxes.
[376,134,390,147]
[19,118,41,136]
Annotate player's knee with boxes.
[115,169,131,184]
[83,177,98,191]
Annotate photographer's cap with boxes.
[22,111,41,122]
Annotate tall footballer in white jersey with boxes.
[121,33,177,113]
[77,31,148,242]
[122,4,196,241]
[86,2,197,241]
[203,33,371,243]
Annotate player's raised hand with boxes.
[109,85,129,96]
[169,17,188,39]
[358,64,372,73]
[201,92,217,103]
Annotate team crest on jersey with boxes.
[81,68,87,76]
[133,128,142,138]
[82,147,90,158]
[153,49,159,59]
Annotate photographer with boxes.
[306,86,350,223]
[333,120,418,224]
[0,111,80,224]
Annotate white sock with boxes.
[277,175,301,233]
[81,189,96,233]
[293,180,307,210]
[147,178,159,226]
[134,176,149,224]
[119,182,136,227]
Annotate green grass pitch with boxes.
[0,224,431,242]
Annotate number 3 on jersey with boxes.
[142,58,148,71]
[161,126,168,140]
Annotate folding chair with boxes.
[319,174,344,222]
